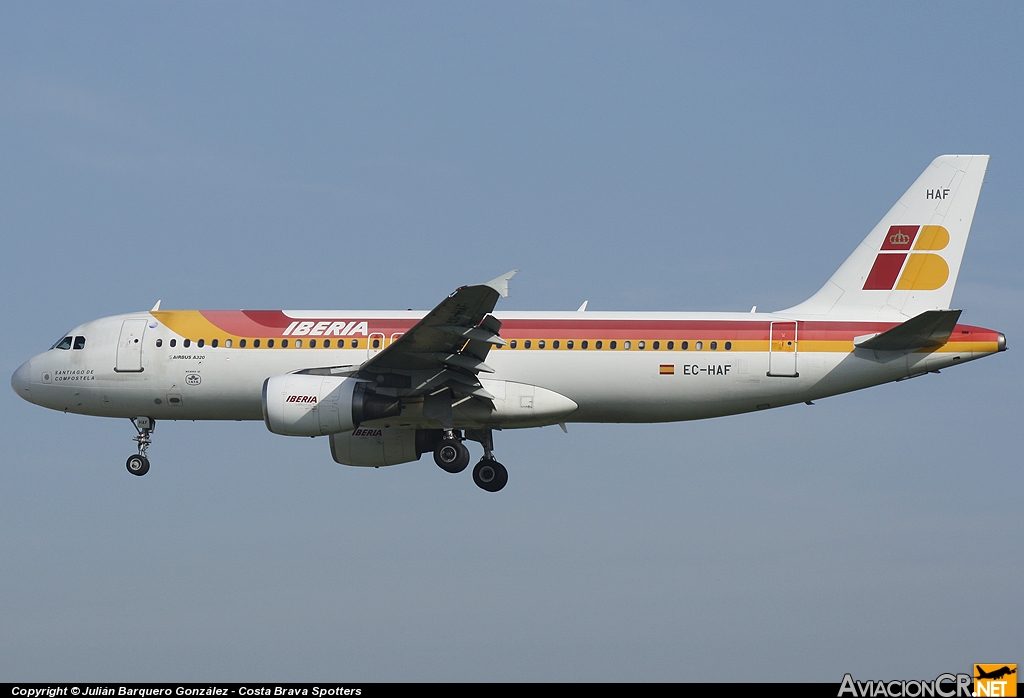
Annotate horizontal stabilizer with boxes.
[854,309,962,351]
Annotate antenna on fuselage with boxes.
[151,300,162,312]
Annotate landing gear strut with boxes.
[434,430,470,473]
[467,428,508,492]
[126,416,154,476]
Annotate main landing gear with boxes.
[433,428,508,492]
[126,416,154,476]
[433,430,471,473]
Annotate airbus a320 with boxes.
[12,155,1005,491]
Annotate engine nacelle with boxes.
[262,374,401,437]
[330,427,437,467]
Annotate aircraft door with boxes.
[767,321,799,377]
[115,319,148,372]
[367,333,385,358]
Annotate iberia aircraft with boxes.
[11,155,1006,491]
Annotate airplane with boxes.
[975,666,1016,681]
[11,155,1006,492]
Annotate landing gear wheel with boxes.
[473,458,508,492]
[126,454,150,476]
[434,439,470,473]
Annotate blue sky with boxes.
[1,2,1021,681]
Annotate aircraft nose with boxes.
[11,359,33,402]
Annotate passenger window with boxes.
[54,336,73,350]
[667,341,674,350]
[552,340,559,349]
[652,341,659,350]
[211,339,219,348]
[281,340,288,348]
[184,339,191,348]
[197,339,205,348]
[268,339,275,348]
[73,336,86,350]
[638,341,645,350]
[372,338,381,349]
[524,340,532,349]
[156,339,163,348]
[623,341,631,349]
[710,341,717,350]
[239,339,247,348]
[225,339,232,348]
[610,341,617,349]
[322,339,330,348]
[538,340,546,349]
[566,340,574,349]
[510,340,517,349]
[595,340,602,349]
[170,339,177,348]
[351,339,358,348]
[725,341,732,350]
[308,339,315,348]
[681,341,689,350]
[695,341,703,351]
[253,339,261,348]
[581,340,588,349]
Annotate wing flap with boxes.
[353,272,515,405]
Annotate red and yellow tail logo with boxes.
[863,225,950,291]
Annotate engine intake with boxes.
[262,374,400,437]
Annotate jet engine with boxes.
[262,374,401,437]
[330,427,441,467]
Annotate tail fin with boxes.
[783,155,989,319]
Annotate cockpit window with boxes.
[52,336,73,350]
[73,336,86,350]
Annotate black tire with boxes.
[126,454,150,476]
[434,439,470,473]
[473,458,508,492]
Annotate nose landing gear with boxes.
[126,416,154,476]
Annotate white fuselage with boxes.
[11,309,1003,430]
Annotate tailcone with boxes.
[998,333,1007,352]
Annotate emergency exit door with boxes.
[767,321,799,377]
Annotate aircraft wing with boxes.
[354,271,517,401]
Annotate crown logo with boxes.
[889,231,910,246]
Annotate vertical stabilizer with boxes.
[783,155,989,319]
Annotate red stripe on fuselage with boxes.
[190,311,1001,345]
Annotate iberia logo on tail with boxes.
[863,225,950,291]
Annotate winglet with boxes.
[150,300,162,312]
[485,270,517,298]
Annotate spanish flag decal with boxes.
[660,365,674,375]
